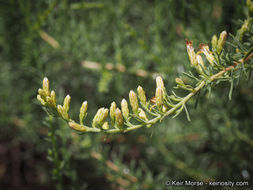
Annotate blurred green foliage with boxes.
[0,0,252,190]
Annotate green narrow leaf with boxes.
[185,71,200,81]
[194,90,201,109]
[183,104,191,121]
[236,67,241,86]
[229,72,234,100]
[225,41,237,48]
[241,62,248,77]
[172,105,184,118]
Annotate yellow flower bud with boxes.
[102,122,109,130]
[93,108,103,127]
[121,99,129,120]
[138,108,151,127]
[57,105,69,120]
[38,88,46,99]
[37,94,46,105]
[102,108,109,121]
[155,87,163,107]
[42,77,50,96]
[186,40,197,66]
[138,108,148,121]
[115,108,123,129]
[50,91,56,107]
[175,78,184,86]
[199,44,215,66]
[129,90,139,114]
[57,105,63,114]
[196,54,205,71]
[211,35,218,50]
[93,108,108,128]
[63,95,71,113]
[69,122,87,132]
[110,102,117,121]
[162,105,168,112]
[217,30,227,53]
[46,96,55,108]
[137,86,146,105]
[79,101,88,124]
[156,76,164,89]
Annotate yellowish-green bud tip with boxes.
[110,102,117,121]
[129,90,139,114]
[50,91,56,107]
[102,122,109,130]
[115,108,123,129]
[57,105,69,120]
[156,76,164,89]
[138,108,148,121]
[211,35,218,50]
[93,108,108,127]
[175,78,184,86]
[196,54,205,71]
[42,77,50,95]
[79,101,88,124]
[63,95,71,113]
[121,99,129,120]
[199,44,215,66]
[155,87,163,107]
[217,30,227,53]
[137,86,146,104]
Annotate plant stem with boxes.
[47,115,63,190]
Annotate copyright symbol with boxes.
[165,181,170,186]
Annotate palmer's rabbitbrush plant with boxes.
[37,15,253,134]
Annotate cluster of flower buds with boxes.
[37,77,90,126]
[37,73,197,133]
[37,74,173,133]
[37,77,56,108]
[186,30,227,72]
[36,18,251,134]
[109,102,124,130]
[92,107,109,128]
[211,30,227,54]
[57,95,71,120]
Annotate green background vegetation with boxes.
[0,0,252,189]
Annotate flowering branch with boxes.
[37,15,253,134]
